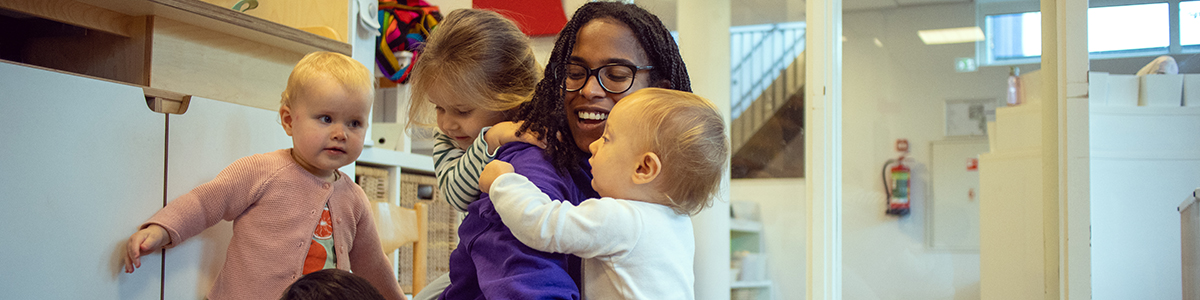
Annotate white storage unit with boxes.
[1090,106,1200,300]
[730,218,774,300]
[0,61,165,300]
[983,69,1200,299]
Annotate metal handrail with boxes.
[730,22,805,119]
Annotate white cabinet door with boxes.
[0,62,164,299]
[162,96,293,299]
[1089,107,1200,300]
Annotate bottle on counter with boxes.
[1006,66,1022,106]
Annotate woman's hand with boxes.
[479,160,515,194]
[124,224,169,273]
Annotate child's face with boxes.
[281,76,371,179]
[587,98,646,199]
[429,88,508,149]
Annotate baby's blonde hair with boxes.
[281,51,375,108]
[625,88,729,216]
[407,9,542,128]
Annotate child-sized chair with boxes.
[370,201,428,294]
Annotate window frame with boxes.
[976,0,1199,66]
[1181,0,1200,50]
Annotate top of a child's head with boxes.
[278,269,385,300]
[281,51,375,108]
[406,8,541,129]
[618,88,728,216]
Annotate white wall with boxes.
[730,178,808,299]
[840,3,1037,299]
[677,1,733,299]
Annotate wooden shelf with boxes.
[2,0,350,55]
[1,0,354,110]
[73,0,351,55]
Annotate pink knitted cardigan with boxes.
[144,149,404,300]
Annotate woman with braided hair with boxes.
[515,2,692,174]
[416,2,692,299]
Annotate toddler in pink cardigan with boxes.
[122,52,405,300]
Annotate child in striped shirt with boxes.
[405,8,544,212]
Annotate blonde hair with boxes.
[281,51,374,108]
[625,88,729,216]
[407,9,542,128]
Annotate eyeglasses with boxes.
[562,63,654,94]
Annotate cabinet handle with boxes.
[144,87,192,114]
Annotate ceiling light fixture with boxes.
[918,26,985,45]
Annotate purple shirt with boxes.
[441,142,597,300]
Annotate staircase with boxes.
[729,22,806,178]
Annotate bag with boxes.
[376,0,442,84]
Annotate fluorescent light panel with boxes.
[918,26,985,45]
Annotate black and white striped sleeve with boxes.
[431,128,495,212]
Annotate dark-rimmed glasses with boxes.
[562,63,654,94]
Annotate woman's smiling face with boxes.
[563,18,655,153]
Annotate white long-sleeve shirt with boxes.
[488,172,696,300]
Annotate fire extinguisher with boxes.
[883,139,911,216]
[883,158,911,216]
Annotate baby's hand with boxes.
[124,225,169,273]
[479,160,515,194]
[486,121,546,152]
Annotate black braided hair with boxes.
[516,2,692,174]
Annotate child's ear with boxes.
[632,152,661,185]
[279,105,295,136]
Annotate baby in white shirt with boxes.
[479,88,729,299]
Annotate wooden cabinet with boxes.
[0,0,352,111]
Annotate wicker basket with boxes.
[354,165,389,202]
[397,172,459,292]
